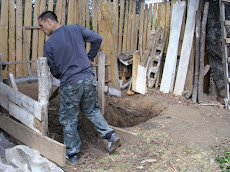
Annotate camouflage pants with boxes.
[59,76,113,155]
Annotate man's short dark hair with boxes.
[38,11,58,22]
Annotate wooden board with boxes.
[38,0,46,57]
[152,4,158,30]
[132,52,141,92]
[122,0,129,52]
[16,0,23,77]
[118,0,125,53]
[61,0,66,25]
[147,3,152,40]
[93,0,98,32]
[48,0,54,11]
[67,0,75,24]
[142,4,148,52]
[174,0,199,96]
[23,0,32,76]
[131,1,137,50]
[113,0,119,54]
[9,102,41,134]
[99,1,120,90]
[160,1,185,93]
[127,0,133,51]
[138,3,145,55]
[8,0,16,75]
[134,14,139,51]
[98,51,105,115]
[0,82,42,121]
[0,114,66,167]
[0,0,8,78]
[54,0,63,23]
[31,0,40,74]
[86,0,90,52]
[135,65,147,95]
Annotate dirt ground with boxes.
[6,83,230,171]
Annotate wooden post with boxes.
[192,10,201,103]
[198,2,209,103]
[118,0,125,53]
[37,57,52,136]
[98,51,105,115]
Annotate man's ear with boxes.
[47,18,52,26]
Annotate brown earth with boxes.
[7,83,230,171]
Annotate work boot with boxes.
[66,154,78,164]
[108,133,120,154]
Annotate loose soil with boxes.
[4,83,230,171]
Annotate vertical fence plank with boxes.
[131,1,136,50]
[113,0,119,54]
[67,0,75,24]
[143,4,148,51]
[160,2,166,36]
[152,3,158,30]
[134,14,139,50]
[147,3,152,39]
[61,0,66,25]
[122,0,129,52]
[86,0,90,52]
[118,0,124,53]
[38,0,47,57]
[16,0,23,77]
[0,0,8,78]
[9,0,16,75]
[93,0,98,32]
[31,0,40,74]
[81,0,86,26]
[127,0,133,51]
[138,3,144,55]
[55,0,63,22]
[165,2,171,53]
[48,0,54,11]
[23,0,32,76]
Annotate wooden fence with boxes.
[0,0,187,89]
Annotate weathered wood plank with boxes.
[98,51,105,115]
[9,72,18,91]
[55,0,63,23]
[147,3,152,40]
[122,0,129,52]
[131,1,137,50]
[86,0,90,52]
[93,0,98,32]
[152,4,158,30]
[198,2,209,103]
[8,0,16,76]
[142,4,148,52]
[67,0,75,24]
[31,0,40,73]
[0,0,8,78]
[174,0,199,96]
[0,82,42,121]
[132,52,141,92]
[23,0,32,76]
[38,0,46,57]
[99,1,120,90]
[0,114,66,167]
[138,3,145,55]
[9,102,41,134]
[118,0,125,53]
[127,0,133,51]
[113,0,119,54]
[37,57,52,135]
[160,2,185,93]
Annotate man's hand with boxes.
[89,59,94,66]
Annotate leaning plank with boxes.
[132,52,141,92]
[174,0,199,96]
[198,2,209,103]
[160,2,185,93]
[9,72,18,91]
[0,82,42,121]
[0,114,66,167]
[98,51,105,115]
[9,102,41,134]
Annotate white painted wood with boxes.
[160,2,186,93]
[136,65,147,94]
[98,51,105,114]
[174,0,199,96]
[0,82,42,120]
[9,102,41,134]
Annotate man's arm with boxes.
[44,43,61,79]
[80,25,103,61]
